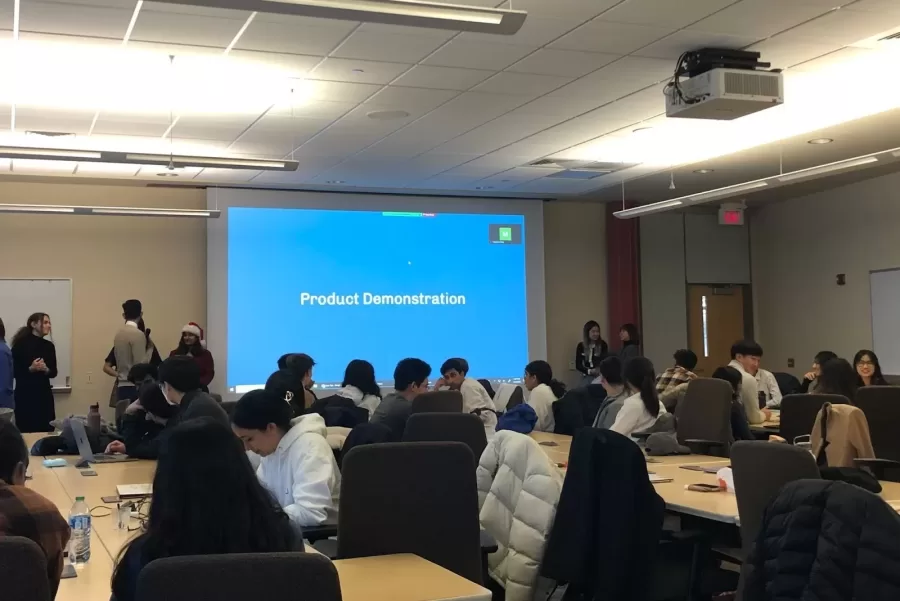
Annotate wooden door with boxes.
[687,285,747,377]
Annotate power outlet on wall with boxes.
[86,372,93,385]
[787,358,795,368]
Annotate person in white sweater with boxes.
[231,389,341,529]
[437,358,497,435]
[728,340,771,425]
[523,360,566,432]
[610,356,667,438]
[335,359,382,419]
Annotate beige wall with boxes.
[751,170,900,377]
[0,181,605,416]
[543,201,607,388]
[0,181,207,419]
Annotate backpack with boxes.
[496,404,537,434]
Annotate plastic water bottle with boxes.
[68,496,91,565]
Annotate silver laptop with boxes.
[71,420,137,464]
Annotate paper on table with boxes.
[649,473,674,484]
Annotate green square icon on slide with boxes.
[498,227,512,241]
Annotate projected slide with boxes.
[227,207,528,391]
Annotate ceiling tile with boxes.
[789,46,877,73]
[458,15,584,47]
[550,20,674,55]
[355,22,457,41]
[269,99,359,121]
[140,2,249,19]
[294,130,387,157]
[423,39,535,70]
[548,56,672,102]
[193,168,260,182]
[507,49,619,78]
[472,72,573,97]
[392,65,495,90]
[20,1,134,38]
[435,113,565,154]
[309,58,411,85]
[687,0,835,38]
[15,107,95,135]
[746,36,841,70]
[130,9,245,47]
[227,50,321,78]
[306,80,382,104]
[44,0,138,8]
[633,30,761,60]
[509,0,622,20]
[91,118,168,137]
[0,1,12,30]
[235,15,356,55]
[365,86,459,116]
[332,30,448,63]
[599,0,737,29]
[229,117,332,156]
[171,114,256,140]
[847,0,900,16]
[774,8,895,46]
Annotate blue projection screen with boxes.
[207,190,546,398]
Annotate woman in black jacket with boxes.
[11,313,57,432]
[575,320,608,386]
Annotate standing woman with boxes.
[169,322,214,388]
[618,323,642,361]
[575,320,608,386]
[11,313,57,432]
[854,350,888,387]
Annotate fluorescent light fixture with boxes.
[777,156,879,183]
[689,181,768,203]
[0,204,219,217]
[149,0,526,34]
[0,147,297,171]
[613,199,684,219]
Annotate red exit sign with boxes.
[718,208,744,226]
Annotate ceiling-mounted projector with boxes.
[665,48,783,120]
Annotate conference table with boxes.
[529,431,900,524]
[22,434,490,601]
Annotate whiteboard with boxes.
[0,279,72,391]
[870,268,900,376]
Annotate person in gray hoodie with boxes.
[371,358,431,440]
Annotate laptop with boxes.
[116,483,152,499]
[71,420,138,465]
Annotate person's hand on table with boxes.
[106,440,126,454]
[762,408,772,421]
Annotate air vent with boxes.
[528,158,638,172]
[879,31,900,42]
[25,131,75,138]
[851,26,900,49]
[723,71,780,98]
[546,170,610,180]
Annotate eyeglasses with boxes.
[857,361,875,367]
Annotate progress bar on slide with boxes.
[382,211,436,217]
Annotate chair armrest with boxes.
[302,523,338,543]
[854,458,900,479]
[480,530,498,554]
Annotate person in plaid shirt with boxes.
[0,420,70,597]
[655,349,698,409]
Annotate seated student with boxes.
[854,349,889,388]
[0,422,70,597]
[711,366,755,442]
[111,419,297,601]
[371,358,431,439]
[610,357,668,438]
[265,369,307,416]
[656,349,697,410]
[231,389,341,529]
[157,356,229,429]
[105,380,177,459]
[728,340,771,425]
[754,364,782,408]
[523,360,566,432]
[800,350,837,393]
[335,359,381,418]
[592,357,629,429]
[437,358,497,434]
[277,353,317,409]
[817,358,858,401]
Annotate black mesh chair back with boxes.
[855,386,900,462]
[780,394,847,444]
[675,378,734,456]
[731,440,820,555]
[773,372,801,397]
[0,537,51,601]
[403,413,488,462]
[410,390,463,414]
[338,441,482,584]
[506,386,524,410]
[135,552,341,601]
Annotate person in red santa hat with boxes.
[169,322,215,388]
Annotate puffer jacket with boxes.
[476,431,563,601]
[742,479,900,601]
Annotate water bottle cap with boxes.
[76,496,84,501]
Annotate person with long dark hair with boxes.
[0,318,13,424]
[800,350,837,394]
[335,359,382,418]
[618,323,642,361]
[11,313,57,433]
[169,322,214,388]
[854,350,888,387]
[611,357,666,437]
[575,320,608,386]
[524,360,566,432]
[817,358,857,401]
[110,418,297,601]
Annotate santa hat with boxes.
[182,322,206,347]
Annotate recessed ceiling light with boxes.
[367,110,411,120]
[808,138,834,145]
[694,168,714,174]
[326,180,345,184]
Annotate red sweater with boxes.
[169,348,215,387]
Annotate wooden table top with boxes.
[22,434,490,601]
